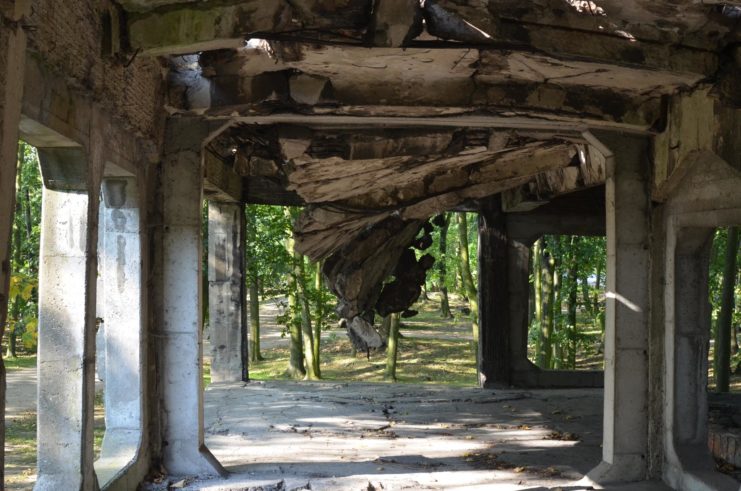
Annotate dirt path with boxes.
[6,367,37,420]
[208,296,474,354]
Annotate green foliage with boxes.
[528,235,607,370]
[709,228,741,330]
[246,204,292,294]
[5,141,42,355]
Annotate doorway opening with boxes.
[526,235,607,371]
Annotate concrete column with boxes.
[477,196,510,387]
[36,187,99,490]
[506,238,533,378]
[95,177,144,487]
[0,3,28,481]
[585,134,650,484]
[208,201,248,383]
[159,120,225,476]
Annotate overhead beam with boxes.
[185,112,652,136]
[204,151,243,203]
[170,46,704,129]
[126,0,373,55]
[125,0,726,77]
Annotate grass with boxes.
[5,412,37,490]
[4,356,36,370]
[248,294,478,387]
[5,386,106,490]
[249,334,478,387]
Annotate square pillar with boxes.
[158,119,225,476]
[95,177,145,486]
[506,237,534,378]
[477,196,511,387]
[35,185,99,490]
[586,134,650,483]
[207,201,248,383]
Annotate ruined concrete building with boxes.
[0,0,740,489]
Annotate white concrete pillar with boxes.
[0,3,28,480]
[208,201,247,383]
[95,177,144,487]
[159,120,225,476]
[586,134,650,484]
[36,186,99,490]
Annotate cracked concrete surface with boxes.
[142,382,670,490]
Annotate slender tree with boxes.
[551,241,562,369]
[457,213,479,351]
[312,262,323,377]
[540,246,555,369]
[248,278,263,362]
[296,253,319,380]
[533,239,545,367]
[284,209,306,379]
[7,168,23,358]
[567,237,579,369]
[715,227,739,392]
[246,210,263,362]
[437,213,452,318]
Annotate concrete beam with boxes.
[37,147,89,191]
[126,0,373,55]
[125,0,725,77]
[176,46,701,129]
[207,201,248,383]
[204,151,243,203]
[0,2,28,482]
[158,118,226,477]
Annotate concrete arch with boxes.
[661,150,741,491]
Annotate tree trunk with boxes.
[541,245,554,369]
[533,239,545,367]
[550,240,561,369]
[715,227,739,392]
[249,278,263,362]
[285,209,306,379]
[313,262,323,377]
[438,213,452,318]
[247,210,263,363]
[567,238,579,370]
[384,313,401,381]
[594,261,603,329]
[581,273,594,318]
[420,283,430,301]
[6,168,23,359]
[296,249,318,380]
[457,213,479,352]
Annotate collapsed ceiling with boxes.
[115,0,740,346]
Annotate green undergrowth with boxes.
[248,335,477,387]
[4,356,37,370]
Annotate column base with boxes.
[164,443,227,477]
[579,455,646,485]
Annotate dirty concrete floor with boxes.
[151,381,672,490]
